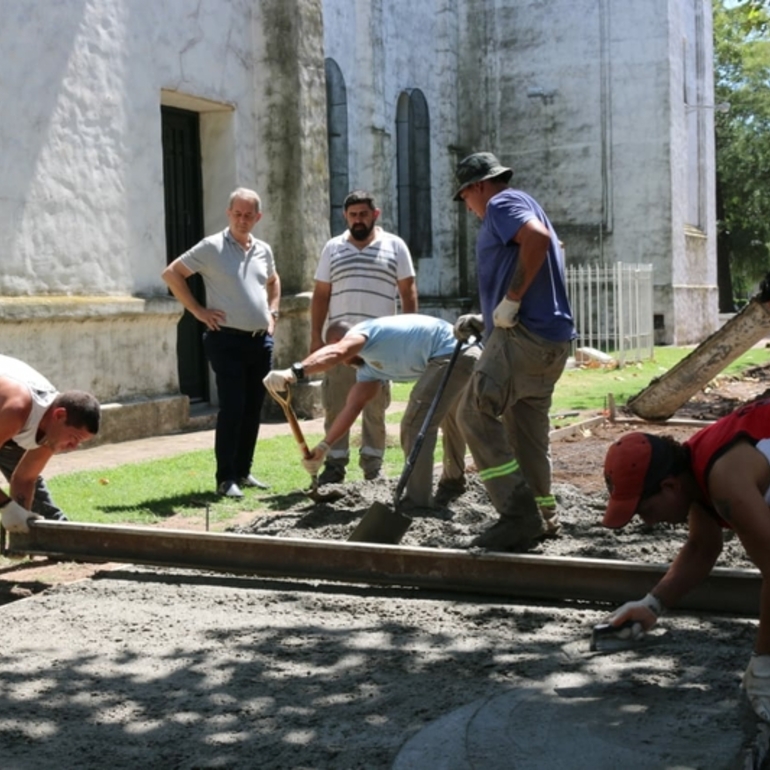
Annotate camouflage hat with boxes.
[453,152,513,201]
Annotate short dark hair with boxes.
[325,320,352,344]
[343,190,376,211]
[52,391,101,435]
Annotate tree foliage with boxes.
[714,0,770,309]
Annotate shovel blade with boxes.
[347,501,412,544]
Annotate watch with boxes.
[270,309,279,319]
[291,362,306,381]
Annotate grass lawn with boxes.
[34,344,770,528]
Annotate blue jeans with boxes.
[203,330,274,485]
[0,441,66,520]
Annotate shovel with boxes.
[266,384,344,503]
[348,337,466,544]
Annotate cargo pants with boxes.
[322,364,390,478]
[457,323,570,520]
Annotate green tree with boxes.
[714,0,770,310]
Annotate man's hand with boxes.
[743,654,770,721]
[302,442,330,476]
[263,368,297,393]
[605,593,664,640]
[493,297,521,328]
[454,314,485,342]
[1,500,42,534]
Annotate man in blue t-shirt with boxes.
[264,314,480,508]
[452,152,576,552]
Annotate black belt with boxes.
[217,326,267,337]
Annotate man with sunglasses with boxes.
[601,398,770,722]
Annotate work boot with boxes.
[318,463,346,486]
[361,454,382,481]
[434,479,466,507]
[471,515,545,552]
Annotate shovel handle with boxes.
[267,385,313,459]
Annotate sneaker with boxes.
[434,480,466,507]
[239,475,269,490]
[471,515,545,552]
[318,464,346,486]
[217,480,244,498]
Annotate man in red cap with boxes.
[601,398,770,722]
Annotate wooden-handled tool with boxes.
[265,384,343,503]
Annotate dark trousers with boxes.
[203,330,274,485]
[0,441,66,520]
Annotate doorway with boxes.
[161,106,208,402]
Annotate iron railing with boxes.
[566,262,654,365]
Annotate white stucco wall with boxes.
[1,0,260,300]
[322,0,464,302]
[455,0,717,343]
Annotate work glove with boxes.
[302,441,330,476]
[604,593,664,640]
[263,368,296,393]
[453,314,485,342]
[493,296,521,328]
[1,500,42,534]
[743,654,770,722]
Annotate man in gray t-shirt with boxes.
[163,188,282,499]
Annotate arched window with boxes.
[396,89,432,259]
[325,59,349,236]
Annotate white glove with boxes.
[605,593,664,640]
[302,442,330,476]
[743,654,770,722]
[1,500,42,534]
[493,296,521,328]
[453,314,485,342]
[263,368,296,393]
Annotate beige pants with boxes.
[457,324,570,518]
[322,364,390,476]
[399,345,481,506]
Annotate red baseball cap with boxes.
[602,432,676,528]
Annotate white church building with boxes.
[0,0,717,441]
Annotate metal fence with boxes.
[565,262,654,365]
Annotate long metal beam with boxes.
[2,520,761,615]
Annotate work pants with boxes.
[457,323,570,518]
[400,345,481,506]
[322,364,390,477]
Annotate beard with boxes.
[349,221,375,241]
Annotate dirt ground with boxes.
[2,365,770,769]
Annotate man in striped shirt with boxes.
[311,190,417,484]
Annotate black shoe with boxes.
[318,464,346,485]
[217,480,244,498]
[434,481,466,507]
[239,475,269,490]
[363,469,383,481]
[471,516,545,552]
